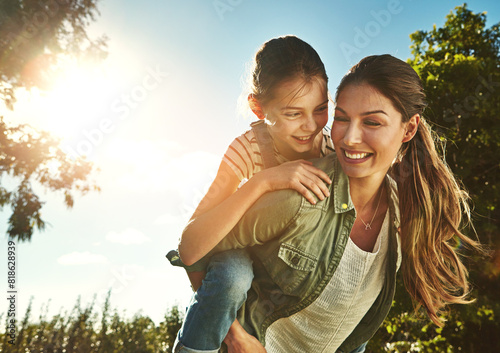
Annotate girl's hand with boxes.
[224,321,267,353]
[253,160,332,204]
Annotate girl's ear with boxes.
[402,114,420,143]
[248,94,266,120]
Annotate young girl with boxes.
[169,35,335,353]
[178,55,482,353]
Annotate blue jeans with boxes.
[173,249,254,353]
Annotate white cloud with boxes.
[105,228,151,245]
[57,251,108,266]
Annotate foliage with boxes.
[0,0,107,108]
[0,296,184,353]
[0,117,99,241]
[368,4,500,352]
[367,277,500,352]
[0,0,107,241]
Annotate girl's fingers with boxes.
[266,161,333,203]
[294,184,316,205]
[303,164,332,184]
[291,174,330,204]
[304,176,330,201]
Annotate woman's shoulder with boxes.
[311,153,337,176]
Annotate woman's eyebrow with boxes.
[334,106,388,116]
[361,110,388,116]
[334,106,347,114]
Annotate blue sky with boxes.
[1,0,499,325]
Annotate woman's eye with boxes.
[316,106,328,113]
[365,120,381,126]
[284,112,300,118]
[334,116,348,122]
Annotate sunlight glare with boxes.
[37,61,113,140]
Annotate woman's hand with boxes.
[224,320,267,353]
[252,159,331,204]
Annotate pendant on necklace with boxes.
[365,224,372,230]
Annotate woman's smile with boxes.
[343,149,373,162]
[332,83,410,183]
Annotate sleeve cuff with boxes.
[166,249,210,272]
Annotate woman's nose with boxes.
[344,122,362,145]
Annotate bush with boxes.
[0,295,183,353]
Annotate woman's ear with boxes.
[402,114,420,143]
[248,94,266,120]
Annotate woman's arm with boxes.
[179,159,331,266]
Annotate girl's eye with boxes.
[284,112,300,118]
[364,120,381,126]
[316,106,328,113]
[334,116,349,122]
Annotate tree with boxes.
[0,0,107,108]
[0,0,107,241]
[408,3,500,248]
[369,4,500,352]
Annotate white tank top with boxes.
[265,211,390,353]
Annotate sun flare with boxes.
[2,59,114,146]
[39,62,112,138]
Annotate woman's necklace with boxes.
[359,186,384,230]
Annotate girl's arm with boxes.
[178,159,331,266]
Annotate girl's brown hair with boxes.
[336,54,481,326]
[249,35,328,107]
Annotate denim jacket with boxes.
[182,153,401,352]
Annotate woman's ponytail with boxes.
[394,119,477,326]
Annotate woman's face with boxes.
[332,83,417,183]
[263,76,329,160]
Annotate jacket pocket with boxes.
[264,243,318,295]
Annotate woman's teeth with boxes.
[295,136,312,141]
[345,151,370,159]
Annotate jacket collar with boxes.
[332,156,401,232]
[333,158,355,214]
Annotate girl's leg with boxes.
[174,249,253,353]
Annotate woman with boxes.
[179,54,480,352]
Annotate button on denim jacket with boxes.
[184,153,402,352]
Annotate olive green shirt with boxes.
[187,153,401,352]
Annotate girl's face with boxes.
[332,83,418,183]
[263,77,329,160]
